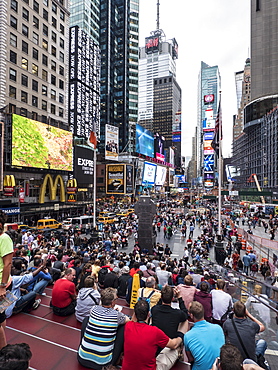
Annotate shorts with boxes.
[0,311,6,324]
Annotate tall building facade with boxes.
[251,0,278,101]
[197,61,221,184]
[232,1,278,191]
[98,0,139,154]
[138,34,177,131]
[153,75,182,168]
[233,58,251,142]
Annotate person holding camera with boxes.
[223,301,267,366]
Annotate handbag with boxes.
[231,319,269,370]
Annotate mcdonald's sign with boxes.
[67,194,76,202]
[67,179,77,194]
[39,174,66,204]
[3,175,15,196]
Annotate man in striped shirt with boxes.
[77,287,130,369]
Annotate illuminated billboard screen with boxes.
[204,154,214,172]
[145,36,159,54]
[135,124,154,157]
[105,124,119,161]
[12,114,73,171]
[106,164,125,194]
[204,132,214,141]
[154,133,165,161]
[142,162,157,186]
[126,165,134,194]
[204,140,214,155]
[74,146,93,185]
[155,166,167,186]
[204,94,214,105]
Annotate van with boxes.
[62,218,73,230]
[37,219,62,230]
[71,216,94,233]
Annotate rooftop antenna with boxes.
[156,1,160,30]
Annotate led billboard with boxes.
[155,166,167,186]
[204,154,214,172]
[145,36,159,54]
[106,164,125,194]
[203,119,215,131]
[204,94,214,105]
[135,124,154,157]
[74,146,93,184]
[105,124,119,161]
[135,159,144,186]
[154,133,165,161]
[126,165,134,194]
[204,132,214,141]
[204,140,214,155]
[12,114,73,171]
[142,162,157,186]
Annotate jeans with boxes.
[13,291,37,314]
[33,279,49,294]
[243,265,249,275]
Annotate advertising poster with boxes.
[135,124,154,157]
[105,124,119,161]
[154,133,165,161]
[106,164,125,194]
[204,172,214,181]
[204,132,214,141]
[169,147,175,166]
[142,162,157,186]
[74,146,94,185]
[203,119,215,131]
[204,154,214,172]
[169,169,175,186]
[135,159,144,186]
[204,140,214,155]
[155,166,167,186]
[126,165,134,194]
[12,114,73,171]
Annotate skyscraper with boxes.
[138,32,177,131]
[197,62,221,181]
[98,0,139,154]
[251,0,278,100]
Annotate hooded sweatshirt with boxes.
[75,287,101,322]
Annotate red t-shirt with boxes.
[129,268,139,277]
[51,278,76,308]
[121,321,169,370]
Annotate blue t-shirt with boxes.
[184,320,225,370]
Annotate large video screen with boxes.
[12,114,73,171]
[142,162,157,186]
[135,124,154,157]
[155,166,167,186]
[154,133,165,161]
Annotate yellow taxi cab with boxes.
[127,208,134,215]
[116,211,129,218]
[36,219,62,230]
[97,216,115,224]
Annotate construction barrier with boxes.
[241,239,247,249]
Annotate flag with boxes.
[87,131,97,149]
[211,99,222,157]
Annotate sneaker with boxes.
[32,299,41,310]
[40,292,47,296]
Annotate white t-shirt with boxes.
[211,289,233,320]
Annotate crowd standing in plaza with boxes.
[1,198,277,369]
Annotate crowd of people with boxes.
[0,198,277,370]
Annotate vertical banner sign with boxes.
[130,273,140,309]
[105,124,119,161]
[106,164,125,194]
[19,187,25,203]
[125,165,134,194]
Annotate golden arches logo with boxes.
[67,179,77,194]
[3,175,15,187]
[67,194,76,202]
[39,174,66,204]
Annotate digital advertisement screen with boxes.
[135,159,144,186]
[12,114,73,171]
[154,133,165,161]
[105,124,119,161]
[135,124,154,157]
[145,36,159,53]
[74,146,93,185]
[106,164,125,194]
[204,172,214,180]
[155,166,167,186]
[126,165,134,194]
[204,154,214,172]
[142,162,157,186]
[203,119,215,131]
[204,132,214,141]
[204,140,214,155]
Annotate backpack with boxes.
[98,267,109,288]
[251,262,258,272]
[138,288,155,309]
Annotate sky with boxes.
[139,0,251,159]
